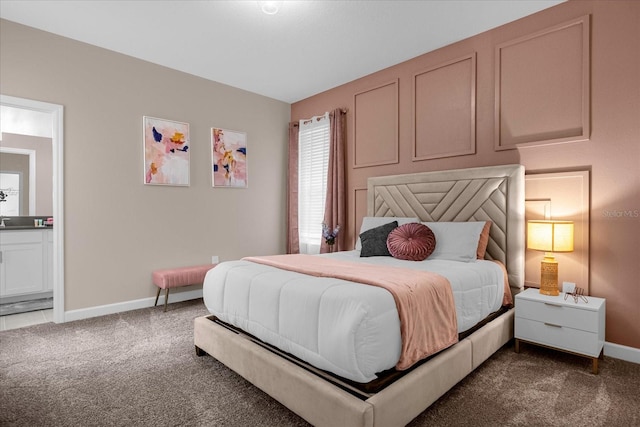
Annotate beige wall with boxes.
[1,133,53,216]
[0,20,290,311]
[292,1,640,349]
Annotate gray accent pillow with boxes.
[359,221,398,257]
[355,217,419,250]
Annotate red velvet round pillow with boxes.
[386,223,436,261]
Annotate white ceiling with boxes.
[0,0,564,104]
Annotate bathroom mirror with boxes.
[0,170,24,215]
[0,105,53,216]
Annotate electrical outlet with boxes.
[211,255,219,264]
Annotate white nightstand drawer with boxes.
[516,298,599,333]
[514,288,606,373]
[515,317,603,357]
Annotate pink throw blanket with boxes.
[243,254,458,371]
[493,261,514,307]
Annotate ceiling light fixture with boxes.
[258,1,282,15]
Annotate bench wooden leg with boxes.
[164,288,169,312]
[154,287,161,307]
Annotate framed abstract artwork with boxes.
[143,116,190,186]
[211,127,247,188]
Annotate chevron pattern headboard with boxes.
[367,164,525,294]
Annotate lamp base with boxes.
[539,255,559,296]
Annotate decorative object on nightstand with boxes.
[515,287,605,374]
[565,286,588,304]
[527,220,574,296]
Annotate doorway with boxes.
[0,95,64,324]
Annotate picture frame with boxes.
[211,127,247,188]
[143,116,190,186]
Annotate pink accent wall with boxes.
[292,1,640,349]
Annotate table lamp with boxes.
[527,220,574,296]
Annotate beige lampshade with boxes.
[527,220,574,252]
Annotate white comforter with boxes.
[202,250,505,383]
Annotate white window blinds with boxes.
[298,113,330,254]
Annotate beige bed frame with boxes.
[194,164,525,427]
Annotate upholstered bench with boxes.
[152,264,216,312]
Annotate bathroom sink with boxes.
[0,217,53,229]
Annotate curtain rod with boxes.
[294,108,347,126]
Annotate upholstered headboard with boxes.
[367,164,525,295]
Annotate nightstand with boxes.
[514,287,605,374]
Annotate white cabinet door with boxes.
[0,231,46,297]
[46,230,54,291]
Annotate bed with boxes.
[194,164,524,427]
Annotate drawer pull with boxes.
[544,302,562,308]
[544,322,562,328]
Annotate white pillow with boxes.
[421,221,486,262]
[356,217,419,250]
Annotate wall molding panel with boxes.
[524,170,590,292]
[352,187,368,248]
[495,15,590,150]
[353,79,399,168]
[413,53,476,161]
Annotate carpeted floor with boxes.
[1,299,638,426]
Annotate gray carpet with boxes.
[1,299,638,426]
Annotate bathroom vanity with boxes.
[0,227,53,302]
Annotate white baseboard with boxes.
[62,289,203,323]
[604,341,640,365]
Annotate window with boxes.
[298,113,330,254]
